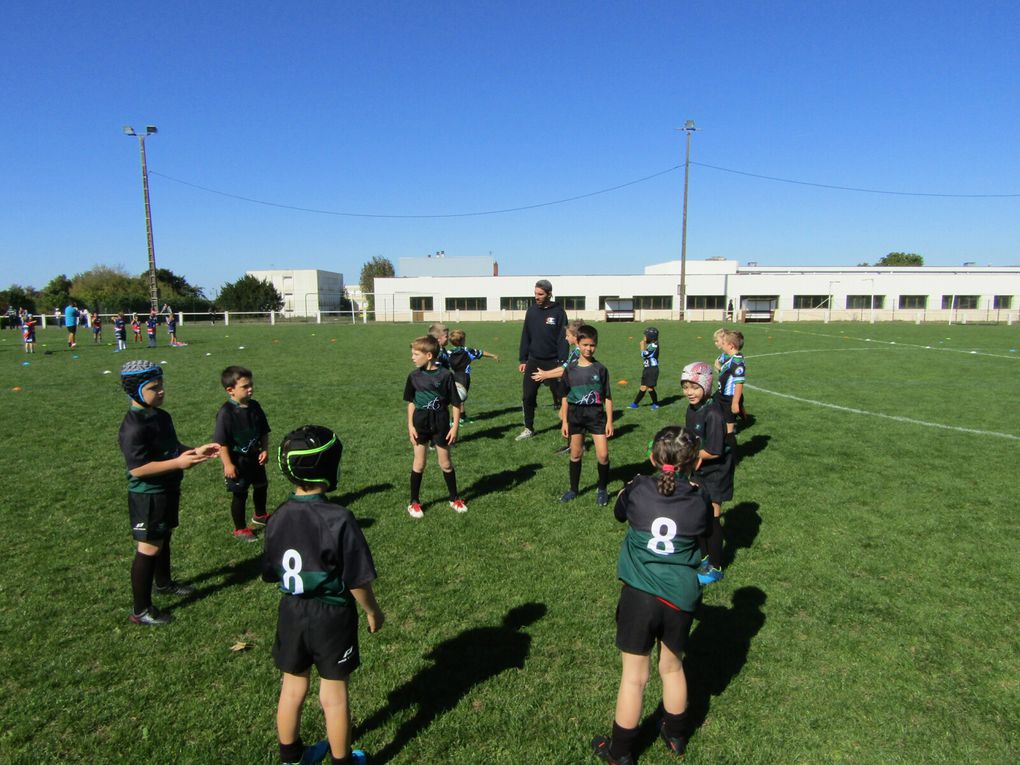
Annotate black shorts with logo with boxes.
[641,367,660,388]
[615,583,694,656]
[272,596,361,680]
[412,408,451,446]
[567,404,607,436]
[128,490,180,542]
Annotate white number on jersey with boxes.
[281,549,305,594]
[647,517,677,556]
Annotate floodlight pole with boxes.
[124,125,160,312]
[678,120,698,321]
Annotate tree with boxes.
[70,265,146,314]
[217,274,284,313]
[876,252,924,267]
[359,256,395,313]
[38,274,72,312]
[147,267,211,312]
[0,284,38,314]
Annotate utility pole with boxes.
[678,120,698,321]
[123,125,160,312]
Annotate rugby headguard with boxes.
[681,361,714,396]
[120,359,163,405]
[644,326,659,342]
[278,425,342,492]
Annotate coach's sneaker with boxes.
[407,502,424,519]
[232,527,258,543]
[155,580,196,596]
[294,740,329,765]
[628,402,639,409]
[449,499,468,513]
[659,720,689,757]
[250,512,272,528]
[596,489,609,506]
[697,559,724,585]
[514,427,534,441]
[560,490,578,502]
[591,735,635,765]
[129,606,173,626]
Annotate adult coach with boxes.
[516,279,569,441]
[64,301,79,349]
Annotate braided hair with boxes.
[650,426,700,496]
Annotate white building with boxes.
[372,258,1020,323]
[247,269,345,317]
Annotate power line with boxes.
[148,166,682,219]
[692,161,1020,198]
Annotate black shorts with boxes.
[67,325,77,336]
[615,584,694,656]
[640,367,660,388]
[412,408,451,446]
[695,453,734,503]
[272,597,361,680]
[128,491,180,541]
[718,395,736,425]
[567,404,607,436]
[225,456,268,494]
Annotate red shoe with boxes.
[449,499,468,513]
[232,528,257,542]
[407,502,424,519]
[250,513,271,528]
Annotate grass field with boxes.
[1,319,1018,765]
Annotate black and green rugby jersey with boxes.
[212,398,271,457]
[685,395,730,462]
[403,365,460,411]
[118,405,184,494]
[263,494,376,606]
[564,359,611,406]
[614,474,711,612]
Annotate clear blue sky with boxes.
[2,1,1018,296]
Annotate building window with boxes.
[634,295,673,310]
[994,295,1013,309]
[559,296,586,311]
[598,296,619,310]
[941,295,978,309]
[793,295,829,309]
[899,295,927,309]
[686,295,725,310]
[846,295,885,309]
[500,296,532,311]
[409,296,433,311]
[445,297,487,311]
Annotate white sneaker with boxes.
[407,502,424,519]
[514,428,534,441]
[449,499,468,513]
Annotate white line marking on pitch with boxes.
[746,384,1020,441]
[770,328,1019,360]
[749,347,892,360]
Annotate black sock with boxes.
[708,515,724,568]
[597,461,609,491]
[442,468,459,500]
[569,459,582,492]
[633,390,646,405]
[649,389,658,405]
[279,739,303,763]
[131,550,157,614]
[663,710,689,739]
[231,493,247,530]
[253,485,268,517]
[154,534,172,587]
[410,470,423,504]
[610,721,639,759]
[331,756,350,765]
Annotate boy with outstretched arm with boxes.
[264,425,382,765]
[447,328,499,424]
[118,360,219,625]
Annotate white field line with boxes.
[748,347,892,360]
[769,327,1019,360]
[746,384,1020,441]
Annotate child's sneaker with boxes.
[650,403,660,410]
[407,502,424,519]
[596,489,609,506]
[129,606,173,626]
[697,559,724,585]
[560,490,578,502]
[514,427,534,441]
[591,735,635,765]
[250,512,272,528]
[350,749,368,764]
[659,720,689,756]
[628,402,639,409]
[292,740,329,765]
[449,499,468,513]
[232,527,258,543]
[555,444,571,454]
[155,580,196,596]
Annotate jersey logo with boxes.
[545,317,557,325]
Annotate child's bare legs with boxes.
[435,445,459,501]
[410,442,428,506]
[614,651,650,728]
[592,434,610,495]
[565,434,584,498]
[320,677,351,760]
[277,670,310,747]
[658,642,688,714]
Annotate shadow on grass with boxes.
[735,434,770,465]
[459,422,517,442]
[171,553,264,609]
[631,586,767,759]
[464,405,520,423]
[460,463,543,502]
[335,482,394,508]
[356,602,547,763]
[736,412,757,431]
[722,501,761,568]
[653,393,686,408]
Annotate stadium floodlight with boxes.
[123,124,160,311]
[676,120,700,321]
